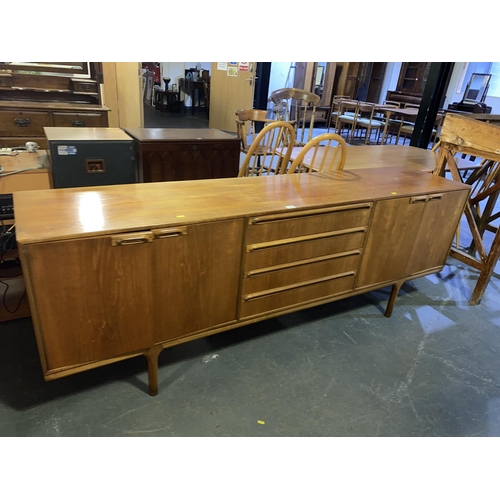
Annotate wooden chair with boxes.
[237,121,295,177]
[269,87,320,146]
[335,100,359,143]
[287,133,347,174]
[235,109,273,154]
[353,102,386,145]
[433,113,500,305]
[397,112,444,146]
[327,95,351,131]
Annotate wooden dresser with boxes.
[124,128,240,182]
[0,101,109,150]
[0,62,109,149]
[14,168,469,395]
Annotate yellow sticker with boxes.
[176,215,185,218]
[391,192,397,194]
[257,420,265,425]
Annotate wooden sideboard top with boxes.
[124,127,240,142]
[14,167,469,245]
[44,127,133,142]
[0,101,110,112]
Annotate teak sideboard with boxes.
[14,168,469,395]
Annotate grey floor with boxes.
[0,107,499,437]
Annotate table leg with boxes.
[144,345,163,396]
[385,279,405,317]
[381,110,392,145]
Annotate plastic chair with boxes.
[238,121,296,177]
[269,88,320,146]
[287,133,347,174]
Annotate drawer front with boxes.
[0,110,50,136]
[242,252,360,295]
[244,229,366,271]
[245,203,372,244]
[52,112,107,128]
[239,272,356,319]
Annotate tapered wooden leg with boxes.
[144,345,163,396]
[385,280,405,318]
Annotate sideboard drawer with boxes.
[52,112,107,128]
[0,110,50,136]
[242,251,360,295]
[239,272,356,319]
[245,203,372,244]
[244,228,366,271]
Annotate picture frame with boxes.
[143,70,154,106]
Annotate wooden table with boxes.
[14,168,469,395]
[0,150,51,194]
[288,145,437,173]
[0,150,51,323]
[178,78,206,115]
[124,128,241,182]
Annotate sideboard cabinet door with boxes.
[25,233,156,372]
[153,219,244,342]
[356,191,467,288]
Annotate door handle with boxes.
[152,226,187,239]
[246,78,253,86]
[111,232,154,246]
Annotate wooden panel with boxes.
[52,112,107,128]
[140,143,240,182]
[13,168,467,245]
[0,110,50,137]
[356,197,426,287]
[153,220,243,342]
[245,204,372,244]
[239,273,355,319]
[242,252,360,295]
[25,234,155,371]
[406,190,469,276]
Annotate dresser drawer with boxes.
[245,203,372,244]
[0,110,50,136]
[244,227,366,271]
[52,112,107,128]
[242,251,360,295]
[239,272,356,319]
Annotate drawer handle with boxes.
[249,203,372,225]
[14,118,30,127]
[111,232,154,246]
[152,227,187,239]
[410,194,444,204]
[72,120,86,127]
[428,193,443,201]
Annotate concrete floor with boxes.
[1,107,499,437]
[1,255,499,437]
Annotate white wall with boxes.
[268,62,294,111]
[379,62,402,103]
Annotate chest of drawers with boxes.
[0,101,109,149]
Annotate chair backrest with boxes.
[269,87,320,146]
[235,109,271,152]
[238,121,296,177]
[287,133,347,175]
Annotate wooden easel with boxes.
[433,113,500,305]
